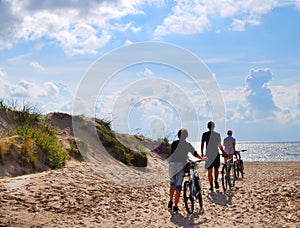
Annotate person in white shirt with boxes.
[223,130,236,163]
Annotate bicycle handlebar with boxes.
[235,149,247,153]
[187,152,208,163]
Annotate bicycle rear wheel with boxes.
[240,160,244,179]
[221,164,228,192]
[183,181,194,214]
[234,161,239,179]
[228,163,236,188]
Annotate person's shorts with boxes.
[169,162,185,190]
[206,154,220,169]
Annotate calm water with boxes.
[192,142,300,162]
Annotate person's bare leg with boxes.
[169,186,175,201]
[168,186,175,209]
[214,168,219,189]
[208,168,214,191]
[174,190,181,206]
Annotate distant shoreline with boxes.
[191,141,300,144]
[237,141,300,144]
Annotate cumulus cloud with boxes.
[245,68,280,119]
[8,80,60,98]
[0,0,145,54]
[0,74,73,113]
[230,15,261,31]
[0,0,22,49]
[0,0,296,52]
[154,0,281,36]
[138,68,154,77]
[0,68,6,79]
[154,13,210,36]
[30,61,46,71]
[298,92,300,110]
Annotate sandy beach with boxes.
[0,161,299,227]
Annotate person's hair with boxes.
[227,130,232,136]
[207,121,215,130]
[178,128,188,140]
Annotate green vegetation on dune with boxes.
[12,125,68,169]
[0,99,171,177]
[0,99,68,172]
[94,118,148,167]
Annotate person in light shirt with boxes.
[168,128,202,213]
[223,130,236,163]
[201,121,226,191]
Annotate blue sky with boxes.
[0,0,299,142]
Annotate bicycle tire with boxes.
[221,164,228,192]
[234,161,239,179]
[228,162,236,188]
[240,160,244,179]
[183,181,194,214]
[195,181,203,209]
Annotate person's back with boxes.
[168,128,198,212]
[201,121,225,191]
[223,130,236,162]
[201,130,221,162]
[169,139,195,163]
[224,135,235,154]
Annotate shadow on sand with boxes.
[169,189,235,227]
[170,209,208,228]
[207,189,234,206]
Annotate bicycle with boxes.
[183,153,207,214]
[221,154,236,192]
[233,150,246,179]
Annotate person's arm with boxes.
[200,142,204,157]
[193,150,203,159]
[218,141,227,156]
[233,140,236,154]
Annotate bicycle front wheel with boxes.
[221,164,228,192]
[183,181,194,214]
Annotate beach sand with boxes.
[0,161,299,227]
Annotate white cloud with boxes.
[0,0,292,52]
[230,15,261,31]
[138,67,154,77]
[9,80,48,98]
[30,61,46,71]
[222,68,300,124]
[7,53,32,62]
[44,82,60,97]
[131,26,141,33]
[298,92,300,110]
[125,40,133,45]
[0,68,6,79]
[154,14,210,36]
[0,0,146,55]
[154,0,281,36]
[0,75,72,113]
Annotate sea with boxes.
[192,142,300,162]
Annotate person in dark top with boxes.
[201,121,226,191]
[168,128,201,212]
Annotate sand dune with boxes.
[0,161,299,227]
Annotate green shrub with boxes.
[13,125,68,169]
[0,99,41,123]
[95,118,137,166]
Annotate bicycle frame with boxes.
[221,156,236,192]
[183,160,203,214]
[234,150,246,179]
